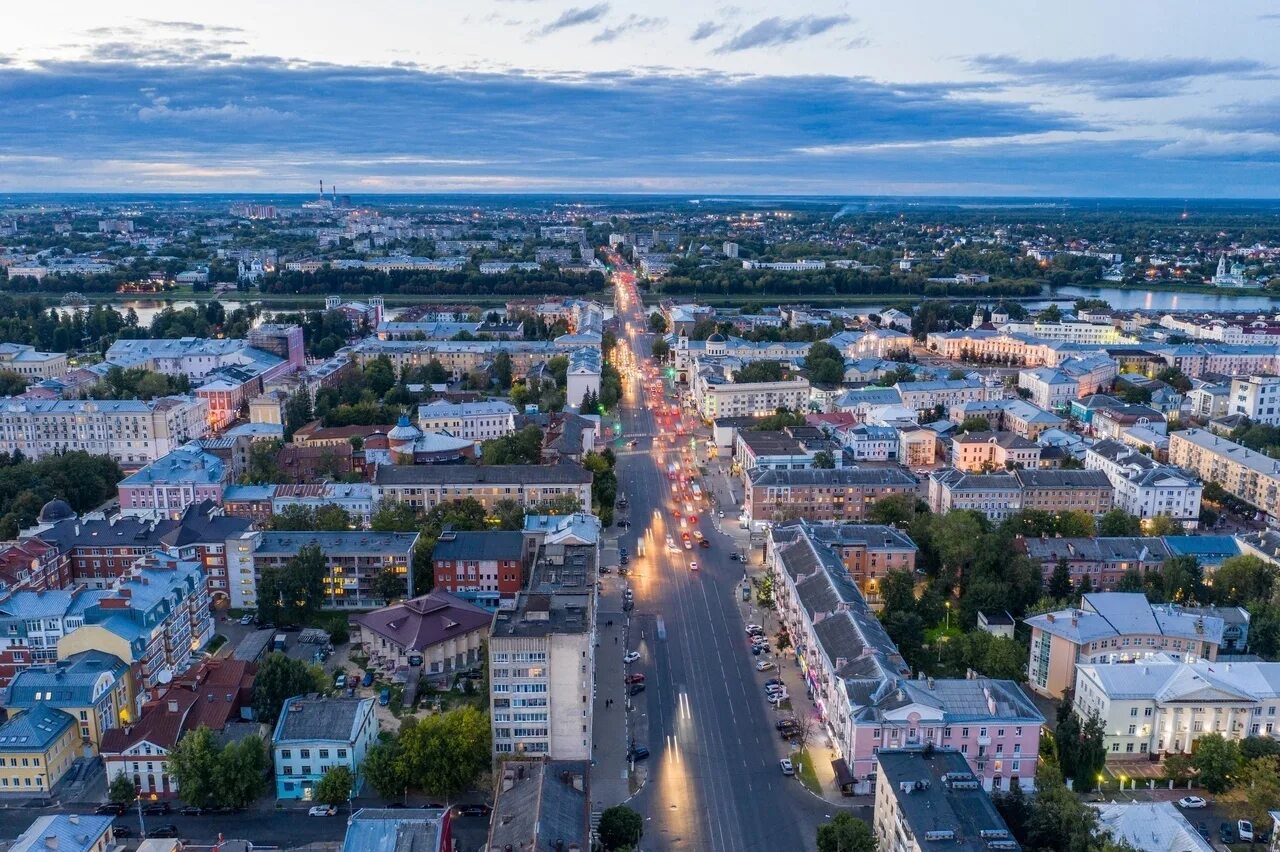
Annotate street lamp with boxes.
[945,601,951,632]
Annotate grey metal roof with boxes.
[487,761,589,851]
[375,462,592,485]
[273,695,373,744]
[877,749,1016,852]
[749,466,917,488]
[342,808,448,852]
[431,530,524,562]
[256,531,419,556]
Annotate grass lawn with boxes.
[791,749,823,796]
[924,624,963,645]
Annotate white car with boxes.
[755,660,776,671]
[779,758,794,776]
[308,806,337,817]
[623,651,641,664]
[1177,796,1207,809]
[689,561,698,571]
[745,624,763,634]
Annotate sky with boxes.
[1,1,1279,196]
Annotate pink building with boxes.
[118,446,229,520]
[769,523,1044,794]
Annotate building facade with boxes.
[1169,428,1280,520]
[253,531,418,610]
[272,694,379,800]
[352,591,491,682]
[1084,439,1203,529]
[745,467,919,526]
[373,463,593,513]
[0,397,208,466]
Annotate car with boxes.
[179,806,204,816]
[455,803,493,818]
[309,806,337,817]
[689,561,698,571]
[775,718,799,730]
[379,687,391,706]
[625,673,646,684]
[627,746,650,761]
[1196,822,1209,839]
[751,645,764,655]
[629,683,645,696]
[95,803,126,816]
[619,547,628,558]
[142,802,171,815]
[684,540,693,550]
[616,520,631,529]
[764,678,784,687]
[622,600,634,612]
[149,826,181,838]
[699,538,710,548]
[623,651,640,663]
[1239,820,1255,842]
[1220,822,1235,844]
[729,553,740,562]
[755,660,776,671]
[779,759,795,776]
[620,555,629,565]
[745,624,763,634]
[362,672,374,687]
[239,614,254,625]
[766,686,787,698]
[1177,796,1207,809]
[718,510,725,518]
[111,826,133,838]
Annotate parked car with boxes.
[624,651,640,663]
[764,678,784,687]
[309,806,337,817]
[334,673,347,689]
[379,688,391,706]
[455,803,493,818]
[755,660,776,671]
[1220,822,1235,844]
[142,802,171,816]
[149,826,181,838]
[179,806,204,816]
[362,672,374,687]
[239,614,254,625]
[729,553,740,562]
[1239,820,1255,842]
[95,803,126,816]
[779,759,795,776]
[627,746,650,761]
[624,673,646,684]
[751,645,764,656]
[699,539,710,548]
[629,684,646,696]
[1177,796,1207,809]
[111,826,132,838]
[689,561,698,571]
[619,547,629,559]
[745,624,763,634]
[775,718,799,730]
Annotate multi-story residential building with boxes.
[1073,658,1280,758]
[1188,382,1231,420]
[3,650,133,749]
[272,694,379,800]
[0,397,208,466]
[0,704,80,793]
[104,337,289,382]
[566,347,602,409]
[768,525,1042,793]
[1016,469,1114,515]
[1229,374,1280,425]
[873,749,1016,852]
[837,424,900,461]
[998,319,1134,344]
[346,337,573,381]
[352,591,491,683]
[745,467,918,526]
[691,373,810,420]
[416,399,518,443]
[950,398,1065,440]
[927,470,1022,521]
[949,431,1041,472]
[1025,592,1226,699]
[431,530,526,607]
[768,521,917,612]
[253,531,418,610]
[1168,428,1280,520]
[373,463,593,513]
[0,343,68,380]
[487,759,589,852]
[894,379,1005,418]
[734,429,837,475]
[489,537,596,760]
[1018,366,1078,410]
[898,427,938,468]
[1018,536,1172,589]
[10,815,118,852]
[1183,605,1251,653]
[100,658,256,797]
[1084,439,1203,529]
[117,445,230,520]
[57,551,214,698]
[1091,403,1167,441]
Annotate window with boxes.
[300,749,310,759]
[319,749,330,759]
[301,766,311,775]
[337,749,347,759]
[1130,707,1138,717]
[281,749,292,759]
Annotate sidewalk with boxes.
[591,565,642,810]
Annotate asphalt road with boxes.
[0,804,348,847]
[611,283,833,851]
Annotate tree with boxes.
[362,739,410,800]
[734,361,785,383]
[491,498,526,531]
[1049,558,1073,601]
[598,804,644,850]
[648,312,667,333]
[314,766,355,806]
[879,569,917,614]
[259,544,328,623]
[959,416,994,432]
[932,510,987,588]
[398,707,491,798]
[1162,752,1193,783]
[370,499,420,532]
[815,813,876,852]
[1056,705,1106,786]
[314,504,355,531]
[168,727,221,808]
[1211,555,1276,607]
[481,425,544,465]
[1145,514,1183,536]
[812,449,836,469]
[371,568,406,603]
[868,492,918,527]
[1056,510,1097,538]
[493,351,513,390]
[1232,755,1280,841]
[804,341,845,385]
[1192,733,1241,794]
[108,774,138,804]
[216,734,270,808]
[1161,554,1205,604]
[1115,568,1144,592]
[252,652,328,724]
[1098,508,1142,537]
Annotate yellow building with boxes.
[0,704,80,793]
[4,650,135,752]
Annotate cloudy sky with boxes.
[1,1,1279,196]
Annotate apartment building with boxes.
[745,467,918,526]
[1168,428,1280,520]
[253,531,419,610]
[927,470,1022,521]
[566,347,602,408]
[104,337,289,381]
[928,468,1112,520]
[489,541,595,760]
[0,704,80,793]
[1084,439,1203,528]
[1091,403,1167,441]
[352,591,491,683]
[0,397,208,466]
[2,651,133,750]
[768,521,918,611]
[1025,592,1226,699]
[1017,367,1077,411]
[117,445,230,520]
[874,749,1016,852]
[949,431,1041,472]
[1018,536,1171,590]
[894,379,1005,418]
[347,338,568,380]
[0,343,68,380]
[373,463,593,513]
[692,374,810,420]
[950,398,1065,440]
[272,694,379,800]
[1016,469,1114,515]
[431,530,526,607]
[1073,658,1280,758]
[1229,374,1280,425]
[416,399,517,442]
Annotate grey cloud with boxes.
[691,21,723,41]
[538,4,611,35]
[714,15,851,53]
[140,20,245,34]
[592,15,666,43]
[969,54,1273,99]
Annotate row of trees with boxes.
[359,707,491,800]
[0,450,123,538]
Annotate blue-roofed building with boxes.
[9,814,117,852]
[4,650,133,750]
[342,807,451,852]
[1162,535,1242,569]
[0,703,80,792]
[118,445,229,521]
[272,694,379,800]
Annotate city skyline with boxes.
[1,2,1279,195]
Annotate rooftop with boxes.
[0,703,76,752]
[1025,592,1225,646]
[374,462,592,486]
[878,749,1016,852]
[9,814,114,852]
[1091,802,1212,852]
[273,694,374,744]
[256,531,419,556]
[750,466,917,488]
[432,530,524,562]
[342,808,449,852]
[487,760,590,852]
[352,591,493,652]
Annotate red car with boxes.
[625,673,646,684]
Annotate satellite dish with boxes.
[156,671,173,685]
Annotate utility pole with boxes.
[136,794,147,840]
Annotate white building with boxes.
[1229,375,1280,425]
[0,343,68,380]
[1084,439,1203,529]
[566,347,602,410]
[272,695,379,800]
[1018,367,1078,411]
[691,373,810,420]
[997,319,1135,344]
[416,399,517,442]
[0,396,209,466]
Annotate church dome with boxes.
[707,332,726,343]
[387,414,422,443]
[38,498,76,525]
